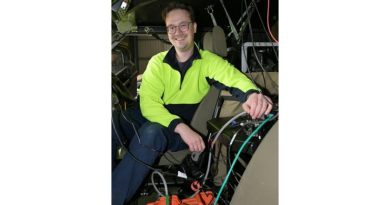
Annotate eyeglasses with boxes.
[166,22,192,34]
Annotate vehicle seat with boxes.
[156,86,220,165]
[203,26,227,58]
[230,121,278,205]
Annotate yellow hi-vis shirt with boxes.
[139,44,260,132]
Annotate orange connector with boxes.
[146,191,218,205]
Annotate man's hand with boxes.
[242,93,273,119]
[174,123,205,152]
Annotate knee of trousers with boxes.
[137,122,168,151]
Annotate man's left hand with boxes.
[242,93,273,119]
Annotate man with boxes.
[112,2,272,205]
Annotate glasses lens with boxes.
[180,23,189,32]
[167,26,175,34]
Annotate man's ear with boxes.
[193,22,197,33]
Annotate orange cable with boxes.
[267,0,279,43]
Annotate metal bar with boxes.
[132,36,139,76]
[236,0,260,25]
[236,6,255,42]
[220,0,239,40]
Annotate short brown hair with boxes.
[161,2,195,23]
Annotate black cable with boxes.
[227,128,244,185]
[237,1,264,104]
[204,135,238,201]
[243,0,278,107]
[210,142,222,178]
[205,132,226,184]
[112,116,164,172]
[246,0,279,91]
[249,60,267,96]
[251,0,279,61]
[201,151,221,186]
[164,151,183,165]
[240,0,259,92]
[270,112,279,121]
[216,193,230,205]
[241,29,273,107]
[244,0,279,90]
[261,69,267,93]
[151,33,172,45]
[210,149,239,187]
[228,144,242,183]
[237,0,274,108]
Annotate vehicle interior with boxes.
[111,0,279,204]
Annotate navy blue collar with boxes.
[163,44,202,71]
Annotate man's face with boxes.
[165,9,197,52]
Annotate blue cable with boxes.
[213,114,274,205]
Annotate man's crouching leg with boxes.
[112,122,169,205]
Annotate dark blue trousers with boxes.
[111,108,189,205]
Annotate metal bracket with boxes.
[206,5,218,26]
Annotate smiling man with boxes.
[165,9,196,60]
[112,2,272,205]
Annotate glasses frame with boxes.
[166,22,193,34]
